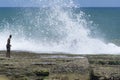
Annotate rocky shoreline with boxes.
[0,51,120,80]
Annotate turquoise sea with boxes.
[0,7,120,40]
[0,7,120,54]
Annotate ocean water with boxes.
[0,7,120,54]
[81,7,120,40]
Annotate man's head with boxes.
[9,35,12,38]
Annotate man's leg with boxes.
[8,49,10,58]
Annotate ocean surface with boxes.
[81,7,120,40]
[0,7,120,54]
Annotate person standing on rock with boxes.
[6,35,12,58]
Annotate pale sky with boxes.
[75,0,120,7]
[0,0,120,7]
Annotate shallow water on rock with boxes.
[41,55,85,59]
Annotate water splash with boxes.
[0,0,120,54]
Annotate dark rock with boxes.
[34,70,49,76]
